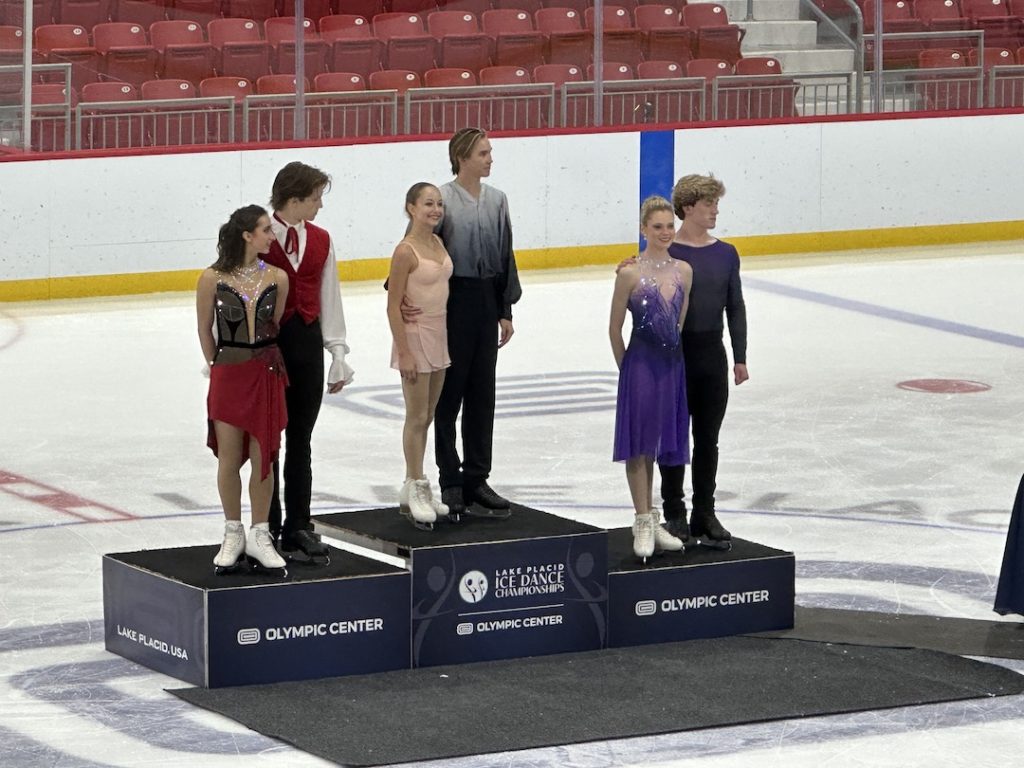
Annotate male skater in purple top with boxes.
[661,173,749,546]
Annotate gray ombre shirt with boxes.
[437,180,522,320]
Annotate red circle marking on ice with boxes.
[897,379,991,393]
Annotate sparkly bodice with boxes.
[214,282,280,364]
[627,267,684,349]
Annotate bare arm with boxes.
[609,267,636,370]
[386,243,419,382]
[273,268,289,326]
[196,269,218,367]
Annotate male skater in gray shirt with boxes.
[434,128,522,519]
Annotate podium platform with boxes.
[605,529,795,647]
[103,545,411,687]
[314,505,609,668]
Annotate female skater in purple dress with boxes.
[610,196,693,562]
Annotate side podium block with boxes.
[606,530,795,647]
[315,505,608,668]
[103,545,411,687]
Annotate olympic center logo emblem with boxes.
[459,571,489,603]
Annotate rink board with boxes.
[605,530,795,647]
[102,546,411,687]
[314,504,610,667]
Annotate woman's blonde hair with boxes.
[640,195,674,226]
[672,174,725,219]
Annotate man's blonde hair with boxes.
[672,174,725,219]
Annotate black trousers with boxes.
[269,315,324,537]
[435,277,499,491]
[659,333,730,521]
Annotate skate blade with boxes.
[246,557,288,577]
[399,509,437,530]
[214,559,247,575]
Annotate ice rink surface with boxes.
[2,242,1024,767]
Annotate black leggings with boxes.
[269,315,324,537]
[659,335,729,519]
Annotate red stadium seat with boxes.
[299,0,332,25]
[141,77,213,146]
[81,78,136,97]
[168,0,220,22]
[635,3,693,64]
[314,71,365,91]
[535,7,592,64]
[423,66,476,85]
[682,3,744,64]
[636,59,684,77]
[338,0,383,19]
[479,63,531,83]
[199,73,251,96]
[961,0,1023,49]
[913,48,978,109]
[140,74,192,96]
[492,0,542,13]
[584,5,644,66]
[80,80,144,148]
[310,71,386,139]
[368,67,420,91]
[30,81,77,150]
[686,56,732,79]
[207,17,270,80]
[222,0,274,22]
[255,72,306,92]
[56,0,110,26]
[320,15,383,77]
[373,11,436,73]
[92,22,158,84]
[0,26,32,95]
[1,0,55,26]
[735,55,783,74]
[390,0,437,12]
[150,19,215,83]
[36,23,101,89]
[542,0,588,13]
[112,0,167,27]
[427,10,492,70]
[587,61,634,79]
[481,8,545,68]
[533,62,584,84]
[264,16,328,75]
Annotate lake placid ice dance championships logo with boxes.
[459,571,489,603]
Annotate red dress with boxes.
[207,280,288,480]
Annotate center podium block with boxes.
[314,504,608,668]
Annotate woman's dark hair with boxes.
[269,161,331,211]
[211,204,267,273]
[405,181,438,218]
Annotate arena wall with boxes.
[1,112,1021,300]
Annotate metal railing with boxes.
[713,71,857,119]
[988,65,1024,108]
[403,83,555,135]
[562,77,708,127]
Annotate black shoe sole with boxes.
[462,504,512,520]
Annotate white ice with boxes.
[1,242,1024,767]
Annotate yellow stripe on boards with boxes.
[2,221,1022,302]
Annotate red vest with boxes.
[264,220,330,324]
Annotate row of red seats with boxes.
[0,5,744,92]
[2,0,700,28]
[862,0,1024,65]
[24,56,795,151]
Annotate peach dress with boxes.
[391,235,454,373]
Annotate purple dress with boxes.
[613,268,690,465]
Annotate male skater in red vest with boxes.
[263,161,354,564]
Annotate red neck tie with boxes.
[274,213,299,256]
